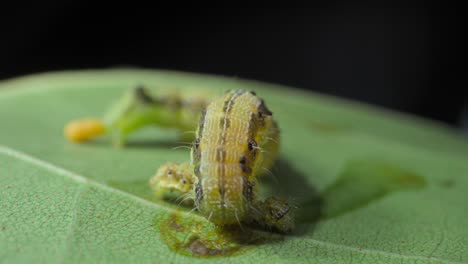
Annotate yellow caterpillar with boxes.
[65,87,294,233]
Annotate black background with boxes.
[0,4,465,127]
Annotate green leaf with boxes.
[1,69,467,263]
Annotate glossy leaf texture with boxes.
[0,70,467,263]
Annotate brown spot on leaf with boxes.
[156,213,282,258]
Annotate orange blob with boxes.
[64,118,106,143]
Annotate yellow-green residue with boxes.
[156,213,282,258]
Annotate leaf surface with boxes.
[0,70,467,263]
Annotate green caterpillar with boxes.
[65,86,294,233]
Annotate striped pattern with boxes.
[192,89,279,225]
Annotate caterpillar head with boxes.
[149,162,194,205]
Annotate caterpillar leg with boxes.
[249,197,295,234]
[149,162,195,206]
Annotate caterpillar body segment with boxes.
[191,90,280,225]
